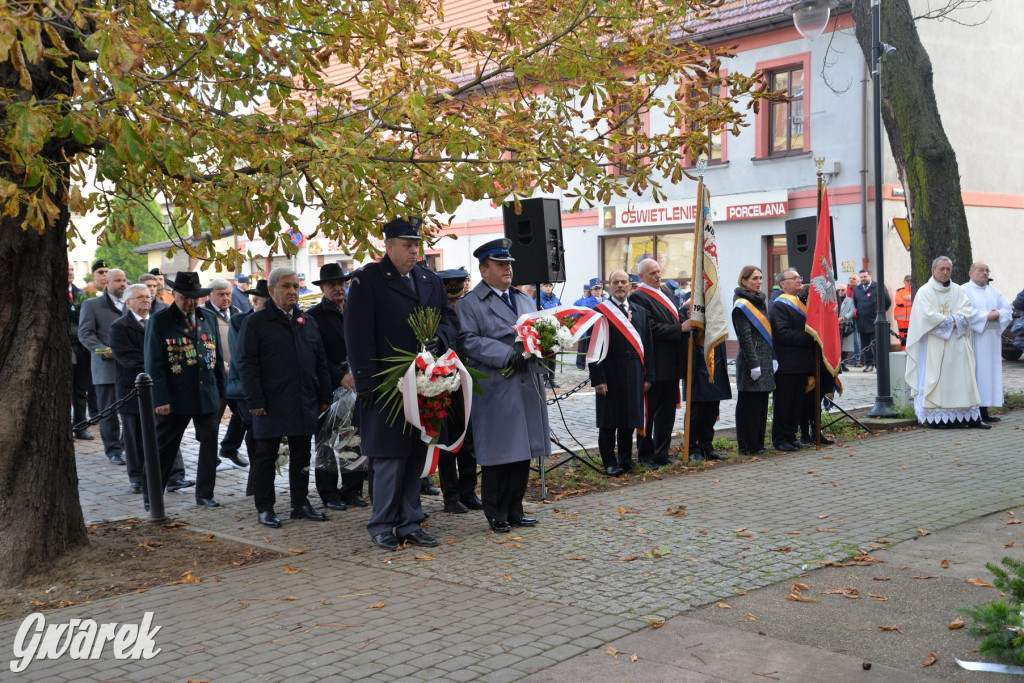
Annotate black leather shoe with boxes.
[985,415,1002,423]
[460,495,484,510]
[774,442,799,452]
[290,505,327,521]
[489,519,512,533]
[74,430,95,440]
[421,483,442,496]
[971,420,992,430]
[196,497,220,507]
[324,500,348,510]
[343,495,370,508]
[166,478,195,492]
[109,454,126,466]
[789,439,807,450]
[443,500,469,514]
[258,510,281,528]
[400,529,439,547]
[619,461,636,473]
[371,532,400,551]
[130,482,142,494]
[605,465,625,477]
[703,450,729,461]
[222,452,249,469]
[510,517,539,527]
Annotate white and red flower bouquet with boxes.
[505,306,609,376]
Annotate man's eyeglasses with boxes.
[780,276,802,282]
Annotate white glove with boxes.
[772,359,779,372]
[750,367,762,380]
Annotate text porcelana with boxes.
[9,612,162,673]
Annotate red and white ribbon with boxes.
[512,306,609,365]
[398,349,473,477]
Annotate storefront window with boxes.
[600,231,694,285]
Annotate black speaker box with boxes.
[784,216,817,281]
[503,198,566,284]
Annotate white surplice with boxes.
[904,277,980,424]
[963,280,1013,407]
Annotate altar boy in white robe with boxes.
[905,256,984,429]
[963,262,1013,424]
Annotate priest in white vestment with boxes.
[904,257,984,428]
[963,262,1013,423]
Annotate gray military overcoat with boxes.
[457,282,551,466]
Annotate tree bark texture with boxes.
[1,8,90,585]
[852,0,972,284]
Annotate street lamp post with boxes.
[867,0,897,417]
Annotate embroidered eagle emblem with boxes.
[810,256,838,308]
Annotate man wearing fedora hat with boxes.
[345,217,459,550]
[457,238,548,533]
[145,271,227,507]
[307,262,366,510]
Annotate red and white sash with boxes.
[594,300,649,435]
[399,349,473,477]
[635,283,679,322]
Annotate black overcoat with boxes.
[237,300,332,439]
[629,285,684,382]
[768,297,815,374]
[344,256,458,458]
[108,311,145,415]
[852,281,891,334]
[306,297,348,387]
[589,304,655,429]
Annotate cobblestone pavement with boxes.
[5,361,1023,680]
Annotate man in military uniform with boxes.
[457,238,548,533]
[345,217,459,550]
[307,263,364,510]
[144,272,226,507]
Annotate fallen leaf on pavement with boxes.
[878,625,903,633]
[650,618,666,629]
[566,556,587,561]
[618,555,638,562]
[138,539,159,552]
[664,505,687,517]
[873,576,892,581]
[912,575,938,580]
[414,554,435,561]
[921,652,937,667]
[287,548,305,554]
[606,646,619,659]
[735,527,748,532]
[948,616,965,629]
[284,566,308,574]
[815,527,838,533]
[716,602,731,609]
[818,514,829,519]
[941,559,950,569]
[966,578,996,587]
[771,546,793,552]
[618,506,636,514]
[367,600,386,609]
[736,533,755,538]
[785,583,820,602]
[868,593,888,601]
[917,528,932,536]
[504,573,512,581]
[807,470,815,474]
[820,587,861,599]
[630,653,639,663]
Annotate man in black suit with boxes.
[307,263,363,510]
[204,278,248,470]
[852,269,891,371]
[591,270,654,475]
[345,217,459,550]
[69,263,94,440]
[629,258,691,468]
[108,284,153,497]
[78,265,128,465]
[768,268,816,452]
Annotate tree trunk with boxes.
[0,184,89,587]
[852,0,972,284]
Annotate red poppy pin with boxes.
[297,316,305,325]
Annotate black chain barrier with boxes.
[545,377,590,405]
[72,388,138,433]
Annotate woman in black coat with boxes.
[731,266,776,455]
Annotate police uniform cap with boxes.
[383,216,424,241]
[235,274,250,284]
[588,277,603,290]
[92,260,109,272]
[473,238,515,263]
[148,267,163,275]
[437,268,470,301]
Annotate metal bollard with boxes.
[136,373,168,523]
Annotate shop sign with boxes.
[603,190,789,229]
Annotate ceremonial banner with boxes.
[805,189,842,376]
[689,185,729,377]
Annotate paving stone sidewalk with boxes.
[4,362,1023,680]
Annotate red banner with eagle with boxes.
[805,189,842,376]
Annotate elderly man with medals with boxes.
[456,238,548,533]
[905,256,983,428]
[144,271,226,507]
[590,270,654,476]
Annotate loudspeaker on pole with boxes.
[503,198,566,284]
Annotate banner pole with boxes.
[684,168,706,463]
